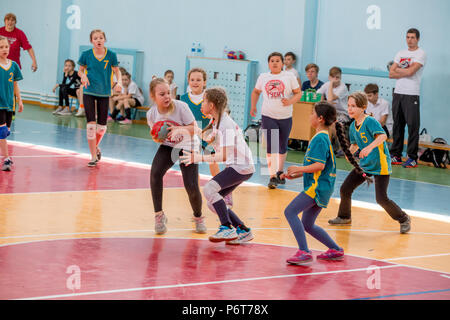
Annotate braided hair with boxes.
[335,92,373,185]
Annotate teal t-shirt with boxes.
[180,92,211,149]
[78,48,118,97]
[0,60,23,111]
[349,116,391,175]
[303,131,336,208]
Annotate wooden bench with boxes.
[387,139,450,168]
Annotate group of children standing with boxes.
[0,30,411,266]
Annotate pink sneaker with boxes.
[286,250,313,265]
[317,248,344,261]
[107,116,113,122]
[119,119,132,125]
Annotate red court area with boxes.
[0,142,209,194]
[0,238,449,300]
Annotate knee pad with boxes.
[0,126,9,139]
[86,123,96,140]
[96,124,107,135]
[203,180,223,205]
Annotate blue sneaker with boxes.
[226,227,254,245]
[391,155,403,165]
[402,157,417,168]
[209,225,238,242]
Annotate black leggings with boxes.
[150,144,202,217]
[83,94,109,125]
[337,169,408,223]
[59,85,78,107]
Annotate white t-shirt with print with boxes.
[212,112,255,175]
[393,47,426,96]
[122,80,144,105]
[317,81,349,114]
[147,99,200,151]
[255,71,300,120]
[366,97,389,123]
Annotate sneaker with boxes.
[335,150,345,158]
[391,155,403,165]
[155,211,168,235]
[2,159,13,171]
[52,106,63,115]
[402,158,417,168]
[209,225,238,242]
[226,227,254,245]
[116,115,125,122]
[268,177,278,189]
[224,193,233,209]
[286,250,313,265]
[107,116,114,122]
[119,119,132,125]
[317,248,345,261]
[328,217,352,225]
[57,107,72,116]
[276,171,286,185]
[87,159,98,167]
[193,216,207,234]
[400,215,411,234]
[75,108,85,117]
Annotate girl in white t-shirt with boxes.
[181,87,255,245]
[251,52,302,189]
[146,78,206,236]
[164,70,178,99]
[111,72,144,124]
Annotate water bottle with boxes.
[223,45,229,59]
[191,42,197,56]
[196,42,204,57]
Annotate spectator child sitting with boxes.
[164,70,178,99]
[302,63,324,92]
[110,72,144,124]
[52,59,82,116]
[364,83,390,138]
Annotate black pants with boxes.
[150,144,202,217]
[83,94,109,125]
[390,93,420,160]
[337,169,408,223]
[0,110,13,128]
[58,85,78,107]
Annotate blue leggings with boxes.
[284,192,341,253]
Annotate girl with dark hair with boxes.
[282,101,344,265]
[329,92,411,234]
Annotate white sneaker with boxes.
[209,225,238,242]
[52,106,63,115]
[155,211,168,235]
[226,227,254,245]
[193,216,207,234]
[57,107,72,116]
[75,108,85,117]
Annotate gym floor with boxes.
[0,104,449,300]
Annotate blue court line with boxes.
[353,288,450,300]
[8,117,450,217]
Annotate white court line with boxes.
[16,264,403,300]
[383,253,450,261]
[1,226,450,241]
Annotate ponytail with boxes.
[335,122,373,185]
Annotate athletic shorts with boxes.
[0,109,13,128]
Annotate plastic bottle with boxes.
[196,42,204,57]
[191,42,197,56]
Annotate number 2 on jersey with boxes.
[9,72,14,82]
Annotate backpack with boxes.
[419,137,450,169]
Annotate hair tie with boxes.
[362,173,367,178]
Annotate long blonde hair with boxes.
[149,78,175,114]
